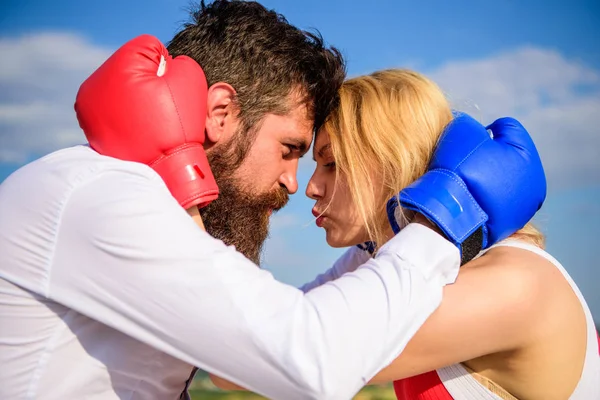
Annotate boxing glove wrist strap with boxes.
[150,143,218,209]
[389,169,489,264]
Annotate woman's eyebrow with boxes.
[313,143,332,161]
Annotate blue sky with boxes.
[1,0,599,322]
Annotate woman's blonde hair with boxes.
[323,69,544,250]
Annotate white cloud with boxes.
[269,213,300,230]
[424,46,600,190]
[0,32,111,163]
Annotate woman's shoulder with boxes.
[476,239,563,278]
[463,240,580,326]
[464,240,593,399]
[467,240,558,280]
[476,239,588,335]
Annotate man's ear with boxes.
[205,82,238,146]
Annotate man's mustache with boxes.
[269,187,289,211]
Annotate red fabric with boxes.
[393,371,453,400]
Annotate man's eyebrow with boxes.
[284,137,309,154]
[312,143,331,161]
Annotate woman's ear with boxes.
[205,82,238,145]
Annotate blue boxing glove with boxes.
[387,112,546,264]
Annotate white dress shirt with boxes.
[0,145,460,400]
[299,245,372,293]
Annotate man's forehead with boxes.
[279,103,314,143]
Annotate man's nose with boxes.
[279,161,299,194]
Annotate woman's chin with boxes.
[324,232,343,248]
[325,231,358,249]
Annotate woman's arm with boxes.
[210,374,247,390]
[368,246,556,383]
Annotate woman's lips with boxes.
[312,209,326,227]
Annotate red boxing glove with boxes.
[75,34,218,209]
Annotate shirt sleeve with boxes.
[47,169,460,400]
[298,246,372,293]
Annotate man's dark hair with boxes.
[167,0,346,160]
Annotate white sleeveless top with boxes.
[437,239,600,400]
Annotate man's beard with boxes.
[200,140,289,265]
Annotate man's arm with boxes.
[48,170,459,400]
[210,245,374,391]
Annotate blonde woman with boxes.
[304,69,599,399]
[211,69,598,399]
